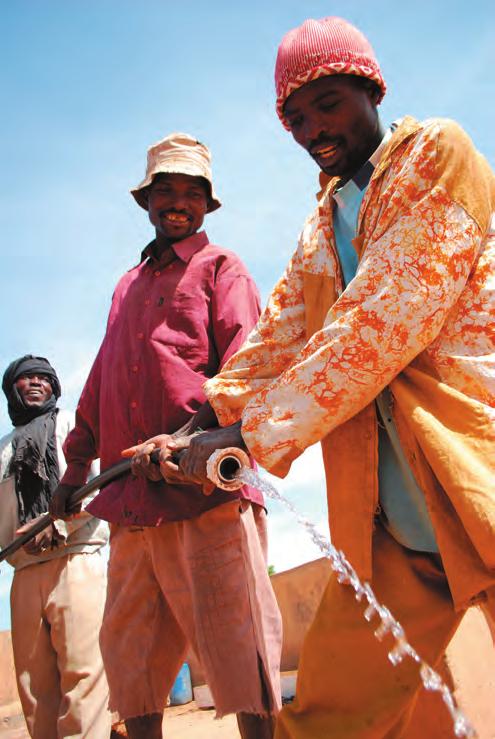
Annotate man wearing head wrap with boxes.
[50,134,282,739]
[0,355,111,738]
[163,17,495,738]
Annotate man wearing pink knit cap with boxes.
[164,15,495,739]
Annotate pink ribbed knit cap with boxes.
[275,17,386,129]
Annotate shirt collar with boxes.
[332,126,394,210]
[345,127,393,193]
[140,230,209,265]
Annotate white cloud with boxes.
[267,507,328,573]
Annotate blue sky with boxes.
[0,0,494,629]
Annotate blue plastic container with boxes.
[169,662,193,706]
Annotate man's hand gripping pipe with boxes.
[0,447,250,563]
[0,459,131,564]
[149,446,250,491]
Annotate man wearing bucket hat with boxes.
[50,133,282,739]
[0,355,111,738]
[162,16,495,738]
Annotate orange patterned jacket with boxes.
[205,117,495,607]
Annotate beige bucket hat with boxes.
[131,132,221,213]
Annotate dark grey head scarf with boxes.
[2,355,62,524]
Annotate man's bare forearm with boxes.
[172,401,219,438]
[171,420,246,485]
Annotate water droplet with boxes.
[388,646,406,666]
[374,622,390,640]
[364,604,376,622]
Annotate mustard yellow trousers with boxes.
[275,522,495,739]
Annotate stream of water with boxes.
[237,466,476,739]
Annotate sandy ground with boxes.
[0,702,240,738]
[163,703,239,737]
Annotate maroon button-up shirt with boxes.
[61,231,264,525]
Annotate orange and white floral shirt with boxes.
[205,117,495,606]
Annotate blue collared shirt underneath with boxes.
[332,152,438,553]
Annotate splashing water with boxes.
[238,466,476,739]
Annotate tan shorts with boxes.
[100,500,282,720]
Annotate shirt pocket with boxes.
[152,285,211,367]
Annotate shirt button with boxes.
[130,401,137,409]
[131,365,138,373]
[154,270,161,277]
[144,299,151,306]
[137,332,144,339]
[137,439,143,444]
